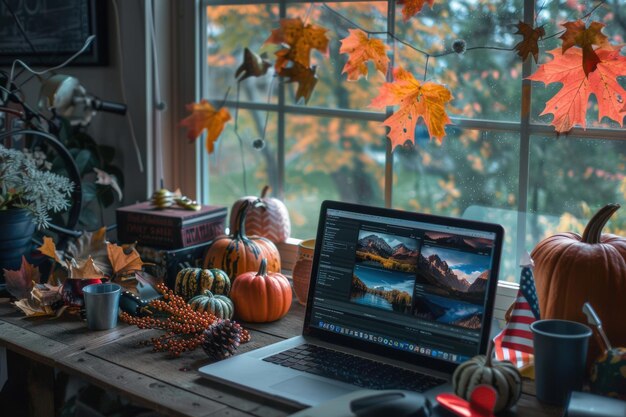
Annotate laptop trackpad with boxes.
[270,376,356,402]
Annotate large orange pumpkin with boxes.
[229,185,291,243]
[531,203,626,364]
[230,258,292,322]
[204,201,281,279]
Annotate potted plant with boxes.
[0,144,73,281]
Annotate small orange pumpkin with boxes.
[204,200,281,279]
[531,203,626,365]
[230,258,292,322]
[229,185,291,243]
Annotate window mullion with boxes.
[277,1,287,200]
[516,0,536,263]
[384,0,396,208]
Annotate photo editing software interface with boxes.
[309,208,498,364]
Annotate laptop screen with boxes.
[304,201,503,369]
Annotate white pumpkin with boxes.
[229,185,290,243]
[452,341,522,412]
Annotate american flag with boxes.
[494,262,541,368]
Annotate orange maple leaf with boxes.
[560,20,611,76]
[339,29,390,81]
[370,68,453,148]
[397,0,435,21]
[180,100,231,154]
[513,21,545,63]
[107,243,144,277]
[265,18,329,70]
[528,47,626,133]
[37,236,63,264]
[279,63,318,104]
[4,256,40,299]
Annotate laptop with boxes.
[199,200,504,407]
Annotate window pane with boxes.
[395,0,524,121]
[393,130,521,281]
[531,2,626,127]
[281,2,388,110]
[284,115,386,237]
[207,109,279,209]
[204,4,279,104]
[527,135,626,245]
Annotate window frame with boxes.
[186,0,626,320]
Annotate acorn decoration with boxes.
[202,319,244,360]
[150,188,175,209]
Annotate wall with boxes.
[1,0,149,228]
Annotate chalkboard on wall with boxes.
[0,0,107,66]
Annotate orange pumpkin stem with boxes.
[581,204,620,244]
[257,258,267,276]
[233,200,251,238]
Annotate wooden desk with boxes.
[0,300,561,417]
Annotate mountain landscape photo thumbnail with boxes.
[355,231,420,273]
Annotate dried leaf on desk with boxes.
[235,48,271,81]
[340,29,389,81]
[4,256,39,300]
[528,47,626,132]
[560,20,610,76]
[14,298,48,317]
[179,100,231,154]
[265,17,329,70]
[66,227,112,277]
[279,63,318,104]
[107,243,144,277]
[37,236,64,264]
[370,67,453,148]
[513,21,545,63]
[67,256,105,279]
[396,0,435,21]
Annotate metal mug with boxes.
[83,283,122,330]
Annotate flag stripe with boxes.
[508,315,536,324]
[502,328,533,339]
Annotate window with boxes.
[197,0,626,282]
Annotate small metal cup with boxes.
[83,283,121,330]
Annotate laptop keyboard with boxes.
[262,344,446,392]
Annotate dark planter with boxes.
[0,208,36,284]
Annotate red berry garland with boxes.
[120,283,250,357]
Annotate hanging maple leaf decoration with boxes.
[265,17,329,70]
[235,48,271,81]
[4,256,40,300]
[339,29,390,81]
[371,67,453,148]
[280,63,318,104]
[513,21,545,63]
[66,227,111,276]
[107,243,144,277]
[528,47,626,133]
[180,100,232,154]
[560,20,611,76]
[397,0,435,21]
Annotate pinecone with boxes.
[202,319,243,360]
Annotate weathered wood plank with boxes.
[241,302,305,340]
[57,351,227,417]
[0,320,68,365]
[85,329,299,417]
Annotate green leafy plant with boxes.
[0,144,74,229]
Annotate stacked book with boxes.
[116,201,227,286]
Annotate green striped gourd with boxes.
[452,341,522,412]
[174,267,231,300]
[188,290,234,319]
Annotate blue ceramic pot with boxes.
[0,208,36,284]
